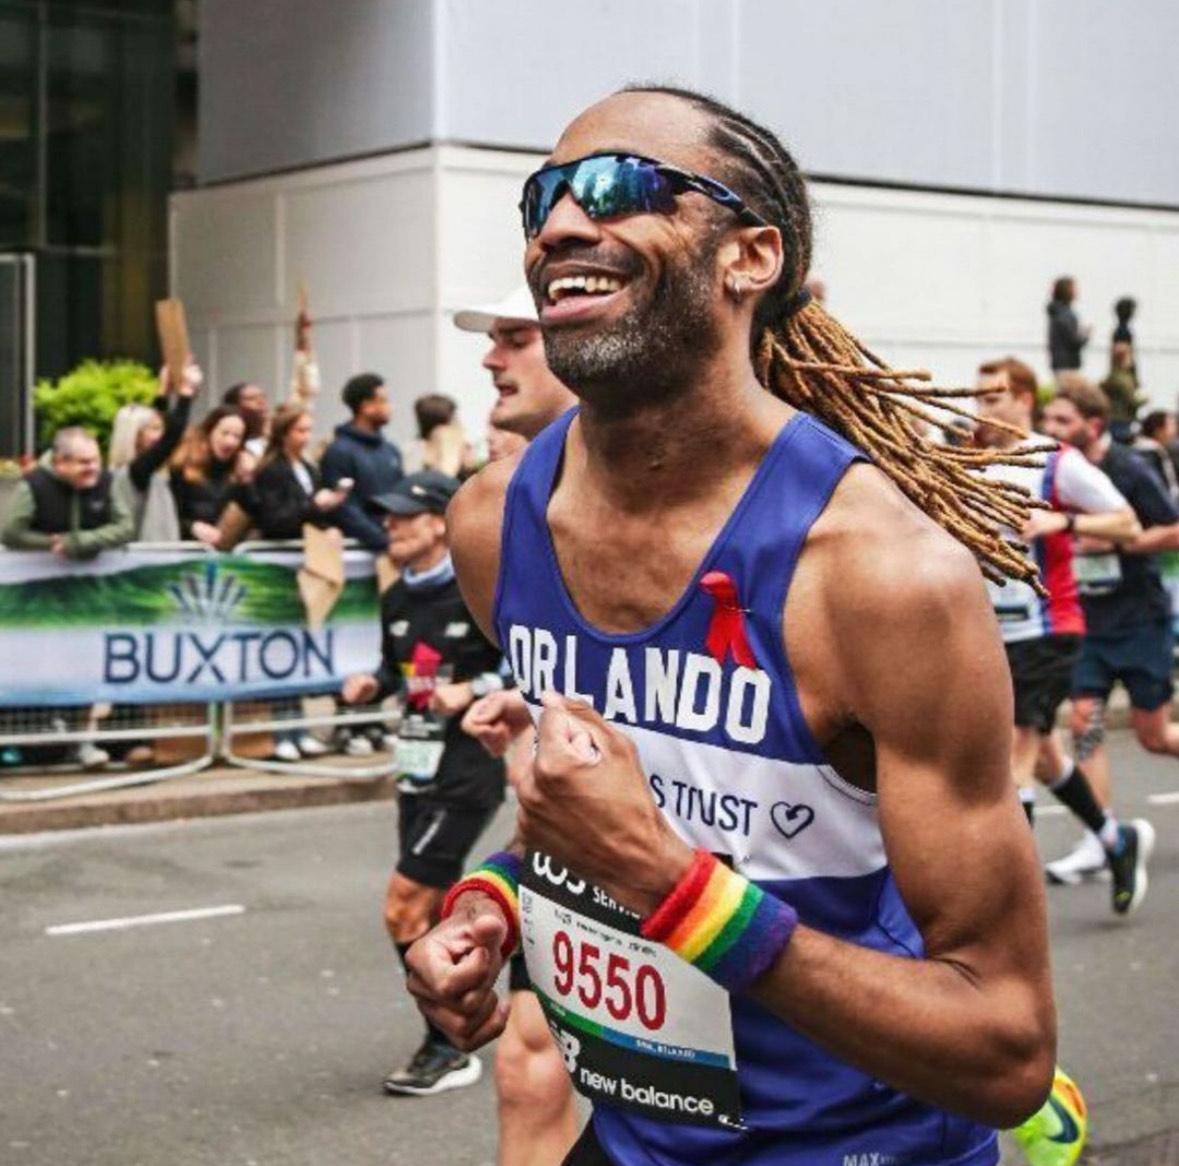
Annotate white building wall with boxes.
[172,146,1179,456]
[200,0,1179,208]
[170,150,442,452]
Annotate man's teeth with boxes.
[547,275,625,302]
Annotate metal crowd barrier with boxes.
[0,539,398,801]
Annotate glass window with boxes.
[0,4,38,247]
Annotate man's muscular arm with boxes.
[754,493,1055,1127]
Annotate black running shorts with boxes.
[396,794,497,890]
[1004,634,1083,734]
[1072,619,1176,711]
[563,1120,614,1165]
[508,951,532,993]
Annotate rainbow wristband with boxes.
[441,851,523,960]
[640,849,797,995]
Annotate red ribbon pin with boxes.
[699,571,756,668]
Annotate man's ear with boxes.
[719,225,784,302]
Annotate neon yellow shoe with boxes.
[1012,1067,1088,1166]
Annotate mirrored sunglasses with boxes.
[520,152,767,239]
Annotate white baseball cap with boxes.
[453,286,539,333]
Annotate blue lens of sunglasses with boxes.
[520,153,762,238]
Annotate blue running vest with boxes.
[495,409,998,1166]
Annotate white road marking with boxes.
[1035,805,1067,817]
[45,904,245,937]
[1147,790,1179,805]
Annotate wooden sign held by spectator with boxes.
[291,277,321,413]
[298,523,345,630]
[155,299,190,396]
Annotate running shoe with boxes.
[383,1039,482,1096]
[343,733,374,757]
[1012,1066,1087,1166]
[272,739,301,763]
[1109,819,1155,915]
[75,742,110,769]
[296,734,329,757]
[1045,832,1106,886]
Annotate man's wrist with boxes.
[641,849,798,995]
[469,672,506,700]
[441,851,523,957]
[628,834,696,918]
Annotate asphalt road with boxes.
[1,731,1176,1166]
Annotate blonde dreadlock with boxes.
[757,301,1050,591]
[626,83,1048,593]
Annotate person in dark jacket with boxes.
[169,406,248,546]
[1047,275,1091,374]
[1134,410,1179,503]
[1,426,133,770]
[341,470,506,1097]
[2,428,133,558]
[320,373,404,552]
[1112,296,1137,348]
[244,404,349,540]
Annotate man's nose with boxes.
[534,191,600,250]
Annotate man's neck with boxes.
[1083,433,1111,466]
[401,542,448,575]
[352,415,381,436]
[573,352,784,512]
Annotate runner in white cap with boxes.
[454,290,579,1165]
[455,286,576,444]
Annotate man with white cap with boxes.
[455,287,576,445]
[453,290,578,1165]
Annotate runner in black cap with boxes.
[342,470,510,1095]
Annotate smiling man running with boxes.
[406,87,1057,1166]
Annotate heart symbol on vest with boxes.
[770,801,815,839]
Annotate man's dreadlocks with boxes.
[624,85,1047,590]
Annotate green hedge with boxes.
[34,359,159,454]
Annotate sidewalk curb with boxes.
[0,688,1167,838]
[0,772,399,836]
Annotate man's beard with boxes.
[541,239,724,414]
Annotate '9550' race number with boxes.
[521,850,744,1130]
[551,929,667,1031]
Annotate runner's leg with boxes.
[496,982,580,1166]
[384,799,494,1095]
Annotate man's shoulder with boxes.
[806,462,986,621]
[380,577,410,617]
[1104,442,1154,489]
[450,455,519,529]
[321,433,352,458]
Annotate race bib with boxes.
[394,713,446,785]
[520,851,744,1130]
[986,577,1033,624]
[1074,552,1123,596]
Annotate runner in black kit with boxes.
[341,469,508,1095]
[1038,382,1168,900]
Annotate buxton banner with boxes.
[0,547,380,705]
